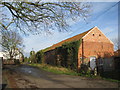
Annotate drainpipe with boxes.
[82,39,84,64]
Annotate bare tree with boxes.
[0,30,24,60]
[0,2,91,34]
[112,38,120,51]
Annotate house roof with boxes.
[44,27,95,52]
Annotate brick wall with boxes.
[43,27,114,71]
[83,27,113,44]
[78,27,114,69]
[83,41,114,58]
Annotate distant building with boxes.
[0,52,7,60]
[0,51,22,60]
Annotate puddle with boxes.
[16,65,44,78]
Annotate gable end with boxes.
[82,26,114,45]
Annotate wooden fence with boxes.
[97,56,120,72]
[97,56,120,80]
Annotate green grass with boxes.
[102,77,120,83]
[29,63,78,75]
[28,63,100,79]
[28,63,120,83]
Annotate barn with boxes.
[42,26,114,71]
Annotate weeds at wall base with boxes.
[28,63,120,83]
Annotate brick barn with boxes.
[43,26,114,71]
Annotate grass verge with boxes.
[28,63,78,75]
[28,63,120,83]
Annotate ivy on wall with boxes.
[35,38,82,71]
[55,39,82,71]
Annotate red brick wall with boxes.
[83,41,114,58]
[78,27,114,69]
[83,27,113,43]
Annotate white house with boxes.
[0,52,7,59]
[0,51,22,60]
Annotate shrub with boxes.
[36,50,44,63]
[29,51,36,63]
[14,59,20,64]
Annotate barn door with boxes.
[90,56,96,70]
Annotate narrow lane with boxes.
[3,65,119,88]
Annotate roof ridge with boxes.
[44,27,95,52]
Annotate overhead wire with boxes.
[64,2,118,38]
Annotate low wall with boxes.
[3,59,20,65]
[3,60,15,65]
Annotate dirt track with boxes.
[2,65,119,88]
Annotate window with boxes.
[93,34,94,36]
[99,34,101,36]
